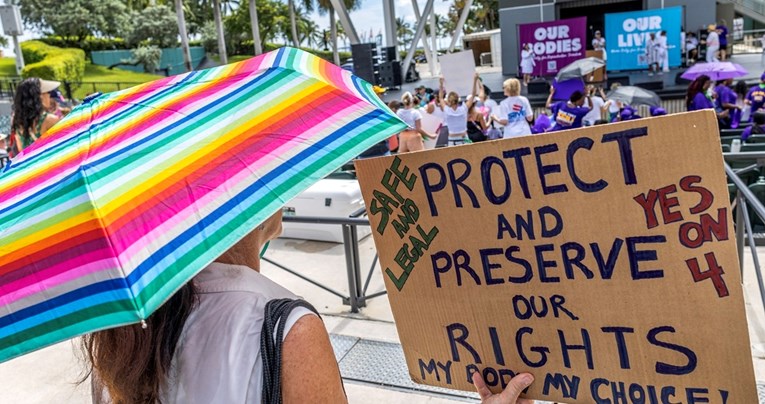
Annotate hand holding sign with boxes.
[473,371,535,404]
[356,111,757,403]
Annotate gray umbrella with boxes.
[555,57,605,81]
[606,86,661,107]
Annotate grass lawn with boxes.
[72,64,162,99]
[0,57,163,99]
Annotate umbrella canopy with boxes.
[0,47,406,362]
[680,62,748,81]
[551,78,585,101]
[606,86,662,107]
[555,57,605,81]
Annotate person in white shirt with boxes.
[657,30,669,73]
[583,86,607,126]
[592,30,608,79]
[705,24,720,63]
[645,32,658,76]
[86,211,347,404]
[520,43,536,86]
[438,72,480,146]
[396,91,435,153]
[491,78,533,138]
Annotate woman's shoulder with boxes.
[194,262,296,300]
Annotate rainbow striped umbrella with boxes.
[0,47,405,362]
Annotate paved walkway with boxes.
[1,235,763,403]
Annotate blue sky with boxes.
[306,0,454,47]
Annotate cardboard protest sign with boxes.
[439,50,476,97]
[518,17,586,76]
[355,111,757,403]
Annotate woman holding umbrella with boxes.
[686,75,730,124]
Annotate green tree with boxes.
[448,0,498,35]
[311,0,358,64]
[396,17,413,52]
[127,5,179,48]
[20,0,130,44]
[297,16,321,48]
[224,0,289,49]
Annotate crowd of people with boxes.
[373,74,671,156]
[685,71,765,134]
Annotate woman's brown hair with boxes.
[81,281,198,403]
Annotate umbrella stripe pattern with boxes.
[0,47,406,362]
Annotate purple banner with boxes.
[518,17,587,76]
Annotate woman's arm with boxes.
[492,115,509,126]
[438,77,447,110]
[415,119,435,139]
[546,85,556,109]
[467,72,480,109]
[14,133,23,153]
[282,315,347,404]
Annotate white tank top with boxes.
[444,104,468,135]
[396,108,422,129]
[159,263,314,403]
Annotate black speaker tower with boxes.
[351,43,378,85]
[378,61,402,88]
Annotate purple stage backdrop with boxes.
[518,17,587,76]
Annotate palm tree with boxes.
[174,0,193,71]
[313,0,359,65]
[287,0,314,47]
[249,0,263,54]
[297,11,320,47]
[213,0,228,64]
[396,17,413,53]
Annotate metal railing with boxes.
[724,151,765,313]
[263,208,385,313]
[0,77,146,101]
[730,25,765,55]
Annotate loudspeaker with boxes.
[607,75,631,88]
[352,43,378,84]
[382,46,397,63]
[635,81,664,90]
[527,79,549,94]
[378,61,402,88]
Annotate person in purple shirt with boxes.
[687,75,730,121]
[650,106,667,116]
[746,73,765,119]
[550,89,592,132]
[742,112,765,141]
[715,78,739,128]
[717,20,729,60]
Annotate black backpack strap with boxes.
[261,298,320,404]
